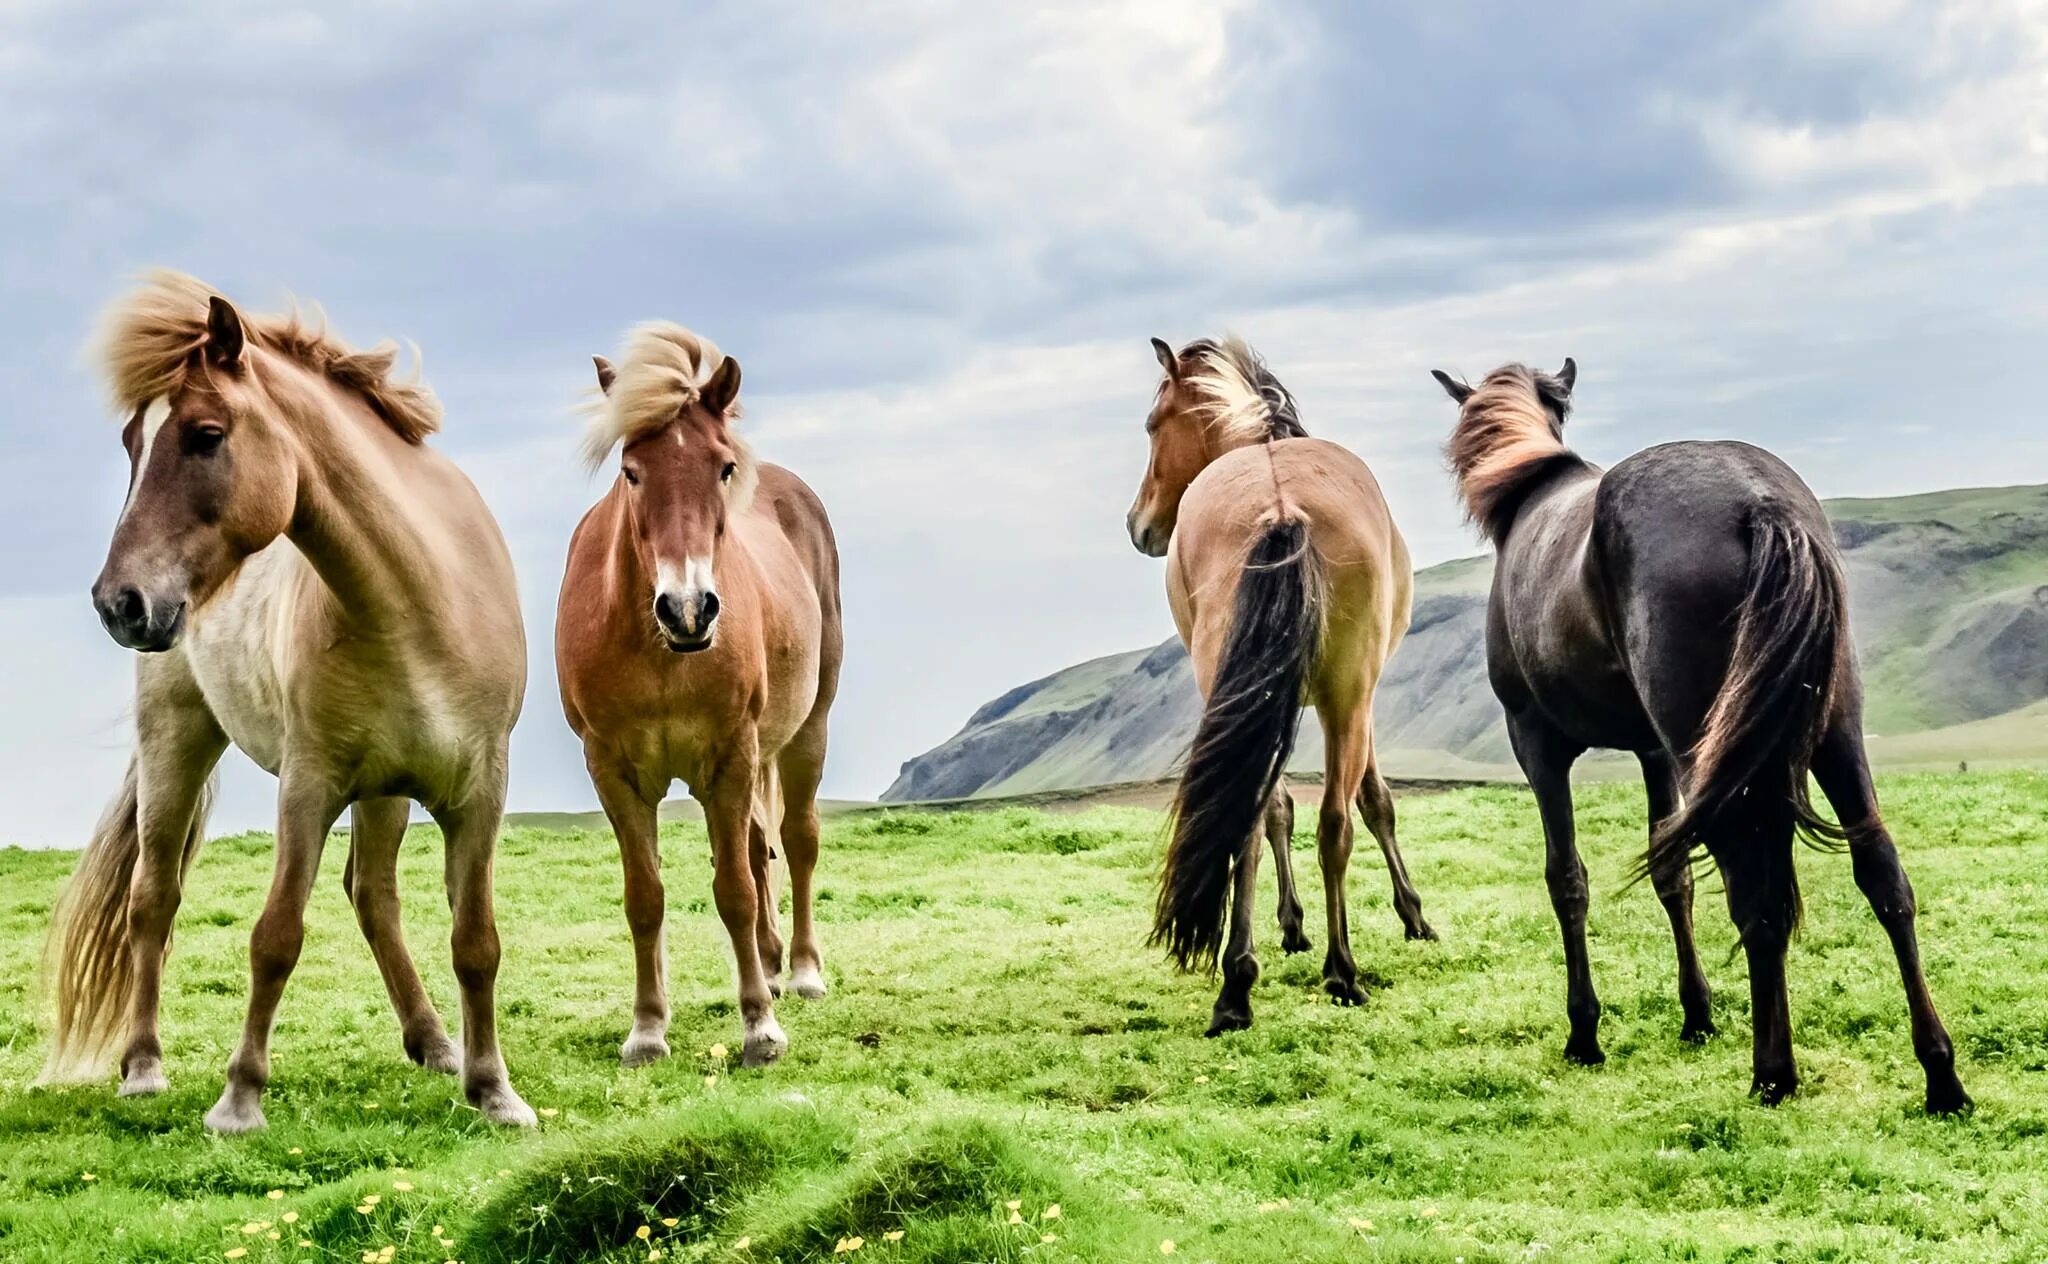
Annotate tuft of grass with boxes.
[462,1102,852,1261]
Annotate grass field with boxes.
[3,772,2047,1263]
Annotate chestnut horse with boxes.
[557,323,841,1069]
[1432,359,1968,1113]
[1126,336,1433,1036]
[45,271,534,1131]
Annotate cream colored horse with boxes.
[45,271,534,1131]
[1127,336,1432,1035]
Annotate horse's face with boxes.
[93,299,297,652]
[615,357,747,654]
[1127,338,1210,557]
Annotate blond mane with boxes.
[1176,335,1308,444]
[1444,363,1587,542]
[582,321,757,506]
[92,270,440,442]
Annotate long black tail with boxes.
[1645,503,1848,936]
[1152,519,1323,972]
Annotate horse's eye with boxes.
[622,466,640,486]
[186,425,225,456]
[721,462,737,484]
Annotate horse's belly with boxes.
[183,545,300,774]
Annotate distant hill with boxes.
[884,483,2048,801]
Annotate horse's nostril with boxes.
[115,587,145,624]
[700,591,720,623]
[654,592,683,628]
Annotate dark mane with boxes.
[1444,363,1590,542]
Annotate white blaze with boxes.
[120,396,173,519]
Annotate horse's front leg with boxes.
[432,768,536,1126]
[588,752,671,1067]
[701,747,785,1068]
[205,770,346,1133]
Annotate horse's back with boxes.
[1170,438,1409,685]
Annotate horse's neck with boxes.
[284,397,448,635]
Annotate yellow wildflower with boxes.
[242,1223,265,1235]
[1008,1210,1023,1224]
[393,1180,415,1192]
[1041,1234,1058,1244]
[884,1230,904,1242]
[1160,1240,1177,1255]
[704,1075,719,1088]
[224,1251,248,1261]
[709,1043,729,1060]
[735,1237,752,1249]
[283,1213,299,1225]
[1006,1200,1022,1211]
[1042,1204,1062,1221]
[288,1147,304,1155]
[636,1226,652,1240]
[661,1218,680,1228]
[363,1194,382,1206]
[81,1172,97,1182]
[267,1189,285,1200]
[538,1108,559,1118]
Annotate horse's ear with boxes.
[701,355,742,417]
[1431,369,1474,405]
[1555,357,1577,395]
[206,296,245,370]
[1151,337,1177,378]
[592,355,616,396]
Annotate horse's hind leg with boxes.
[1640,751,1714,1043]
[1507,713,1601,1064]
[778,725,829,1000]
[1812,724,1970,1114]
[343,797,458,1073]
[1356,764,1435,941]
[1711,814,1799,1105]
[1209,827,1263,1035]
[750,764,786,997]
[1266,784,1310,954]
[1315,703,1370,1006]
[588,752,671,1067]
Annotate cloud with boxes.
[0,0,2044,843]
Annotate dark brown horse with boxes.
[1432,359,1968,1113]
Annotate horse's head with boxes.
[94,295,298,651]
[1126,337,1217,557]
[594,349,751,654]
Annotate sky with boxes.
[1,0,2045,844]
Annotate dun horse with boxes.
[1127,336,1433,1035]
[46,272,534,1130]
[1432,359,1968,1113]
[557,323,841,1069]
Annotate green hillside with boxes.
[887,483,2048,801]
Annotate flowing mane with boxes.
[582,320,758,508]
[1444,363,1588,542]
[92,270,441,442]
[1178,335,1308,443]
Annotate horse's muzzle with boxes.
[93,582,187,652]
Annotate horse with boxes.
[1125,335,1434,1036]
[1431,359,1969,1114]
[557,323,841,1069]
[45,271,535,1131]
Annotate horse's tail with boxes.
[1152,519,1323,972]
[41,755,213,1082]
[1646,502,1846,938]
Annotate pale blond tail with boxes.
[40,757,212,1083]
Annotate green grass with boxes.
[3,771,2047,1262]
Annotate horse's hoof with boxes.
[1926,1081,1974,1117]
[472,1082,538,1128]
[620,1033,671,1068]
[1279,928,1312,955]
[1679,1019,1718,1046]
[1405,920,1439,943]
[1751,1074,1797,1106]
[410,1034,463,1075]
[766,978,784,1000]
[1563,1036,1606,1066]
[119,1061,168,1097]
[1205,1005,1253,1037]
[1323,977,1369,1007]
[790,966,828,1000]
[204,1091,267,1134]
[742,1016,788,1069]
